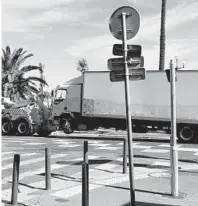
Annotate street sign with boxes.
[108,57,144,70]
[109,6,140,40]
[113,44,141,57]
[110,68,145,82]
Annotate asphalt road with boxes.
[1,130,198,205]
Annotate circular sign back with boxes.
[109,6,140,40]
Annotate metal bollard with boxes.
[82,163,89,206]
[83,141,88,164]
[123,138,127,174]
[45,148,51,190]
[11,154,20,205]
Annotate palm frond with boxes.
[20,65,41,73]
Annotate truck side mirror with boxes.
[51,90,54,97]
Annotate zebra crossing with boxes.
[1,135,198,205]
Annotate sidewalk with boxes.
[4,171,197,206]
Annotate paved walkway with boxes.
[2,169,198,206]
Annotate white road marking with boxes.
[1,152,13,156]
[89,143,111,147]
[158,144,182,148]
[151,161,170,167]
[2,140,25,143]
[2,153,39,161]
[52,140,77,144]
[74,155,100,161]
[95,146,119,151]
[2,155,99,184]
[180,164,198,171]
[177,148,198,152]
[88,140,103,144]
[95,163,118,170]
[133,145,152,149]
[142,149,169,153]
[194,152,198,156]
[58,144,79,148]
[23,142,46,145]
[2,153,68,170]
[2,164,66,184]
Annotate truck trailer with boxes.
[52,70,198,143]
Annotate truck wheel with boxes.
[2,119,11,135]
[16,119,29,136]
[177,125,196,143]
[62,118,74,134]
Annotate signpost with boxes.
[169,60,179,197]
[108,57,144,70]
[110,67,145,82]
[109,6,142,206]
[113,44,141,57]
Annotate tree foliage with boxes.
[1,46,48,101]
[159,0,166,70]
[76,58,89,74]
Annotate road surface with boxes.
[1,131,198,205]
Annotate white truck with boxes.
[52,70,198,143]
[2,70,198,143]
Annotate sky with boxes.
[2,0,198,88]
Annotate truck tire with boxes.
[62,118,74,134]
[16,119,30,136]
[177,124,196,143]
[2,118,12,135]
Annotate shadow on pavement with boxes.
[132,138,171,143]
[56,159,112,165]
[120,201,179,206]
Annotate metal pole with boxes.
[123,138,127,174]
[11,154,20,205]
[170,60,179,197]
[84,141,88,164]
[82,163,89,206]
[45,148,51,190]
[121,12,135,205]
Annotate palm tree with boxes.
[38,63,45,94]
[1,46,47,101]
[159,0,166,70]
[76,58,89,74]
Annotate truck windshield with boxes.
[54,89,67,101]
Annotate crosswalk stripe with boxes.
[58,144,79,148]
[2,153,69,170]
[158,144,182,148]
[23,142,46,145]
[89,143,111,147]
[2,164,66,184]
[1,152,13,156]
[177,148,198,152]
[2,155,99,184]
[2,153,39,161]
[133,145,152,149]
[95,146,118,151]
[2,140,25,143]
[95,163,118,170]
[142,149,169,153]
